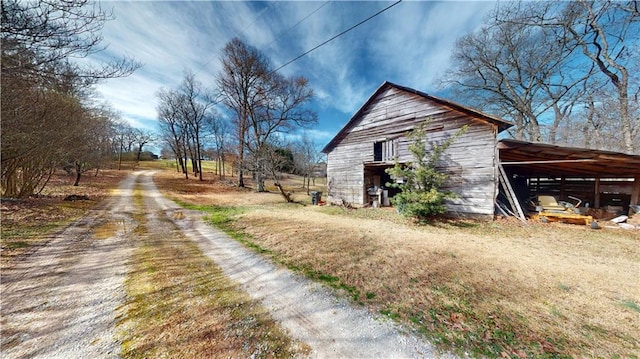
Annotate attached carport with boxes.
[497,139,640,218]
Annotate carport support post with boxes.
[631,175,640,206]
[594,178,601,209]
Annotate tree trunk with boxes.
[513,113,525,140]
[73,161,82,186]
[118,143,123,170]
[36,168,55,195]
[194,135,203,181]
[3,166,18,198]
[136,144,143,161]
[547,103,564,144]
[274,182,292,202]
[267,162,292,203]
[618,88,634,153]
[191,158,197,175]
[238,124,245,187]
[183,154,189,179]
[526,112,542,142]
[256,162,265,192]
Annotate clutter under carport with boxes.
[497,140,640,229]
[604,205,640,230]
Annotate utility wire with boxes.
[269,0,402,75]
[240,2,275,38]
[194,2,275,76]
[264,1,331,51]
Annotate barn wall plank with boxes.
[325,85,501,216]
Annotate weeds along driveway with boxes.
[138,171,452,358]
[1,170,452,358]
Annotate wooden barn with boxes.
[321,81,512,218]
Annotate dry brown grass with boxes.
[118,188,305,358]
[155,169,640,358]
[152,170,321,207]
[236,208,639,357]
[1,164,307,357]
[0,169,129,267]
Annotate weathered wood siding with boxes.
[325,86,499,217]
[327,143,367,205]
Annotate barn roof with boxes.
[322,81,513,153]
[499,139,640,178]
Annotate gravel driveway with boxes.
[1,171,453,358]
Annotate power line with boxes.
[270,0,402,75]
[194,2,275,76]
[264,1,331,51]
[240,2,275,38]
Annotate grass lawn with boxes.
[153,168,640,358]
[4,162,637,357]
[1,161,306,357]
[117,184,305,358]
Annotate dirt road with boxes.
[1,172,138,358]
[1,171,449,358]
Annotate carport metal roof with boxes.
[498,139,640,178]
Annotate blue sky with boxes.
[92,1,497,147]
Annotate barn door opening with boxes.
[363,164,401,207]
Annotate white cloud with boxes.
[87,1,497,133]
[368,1,495,93]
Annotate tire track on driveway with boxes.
[138,171,456,358]
[1,172,140,359]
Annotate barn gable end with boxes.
[323,82,512,218]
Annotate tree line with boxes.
[8,0,631,200]
[156,38,321,202]
[1,0,156,198]
[442,0,639,154]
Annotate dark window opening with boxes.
[374,139,397,162]
[374,142,382,161]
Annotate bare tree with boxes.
[555,1,638,153]
[64,108,118,186]
[558,90,640,153]
[157,88,188,175]
[1,0,141,197]
[1,0,140,84]
[131,128,156,162]
[247,74,317,193]
[208,114,231,178]
[217,38,271,188]
[442,2,590,142]
[156,72,216,180]
[216,39,316,198]
[113,121,135,170]
[177,72,216,181]
[293,134,322,194]
[498,0,640,153]
[1,86,85,196]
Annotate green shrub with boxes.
[386,121,467,219]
